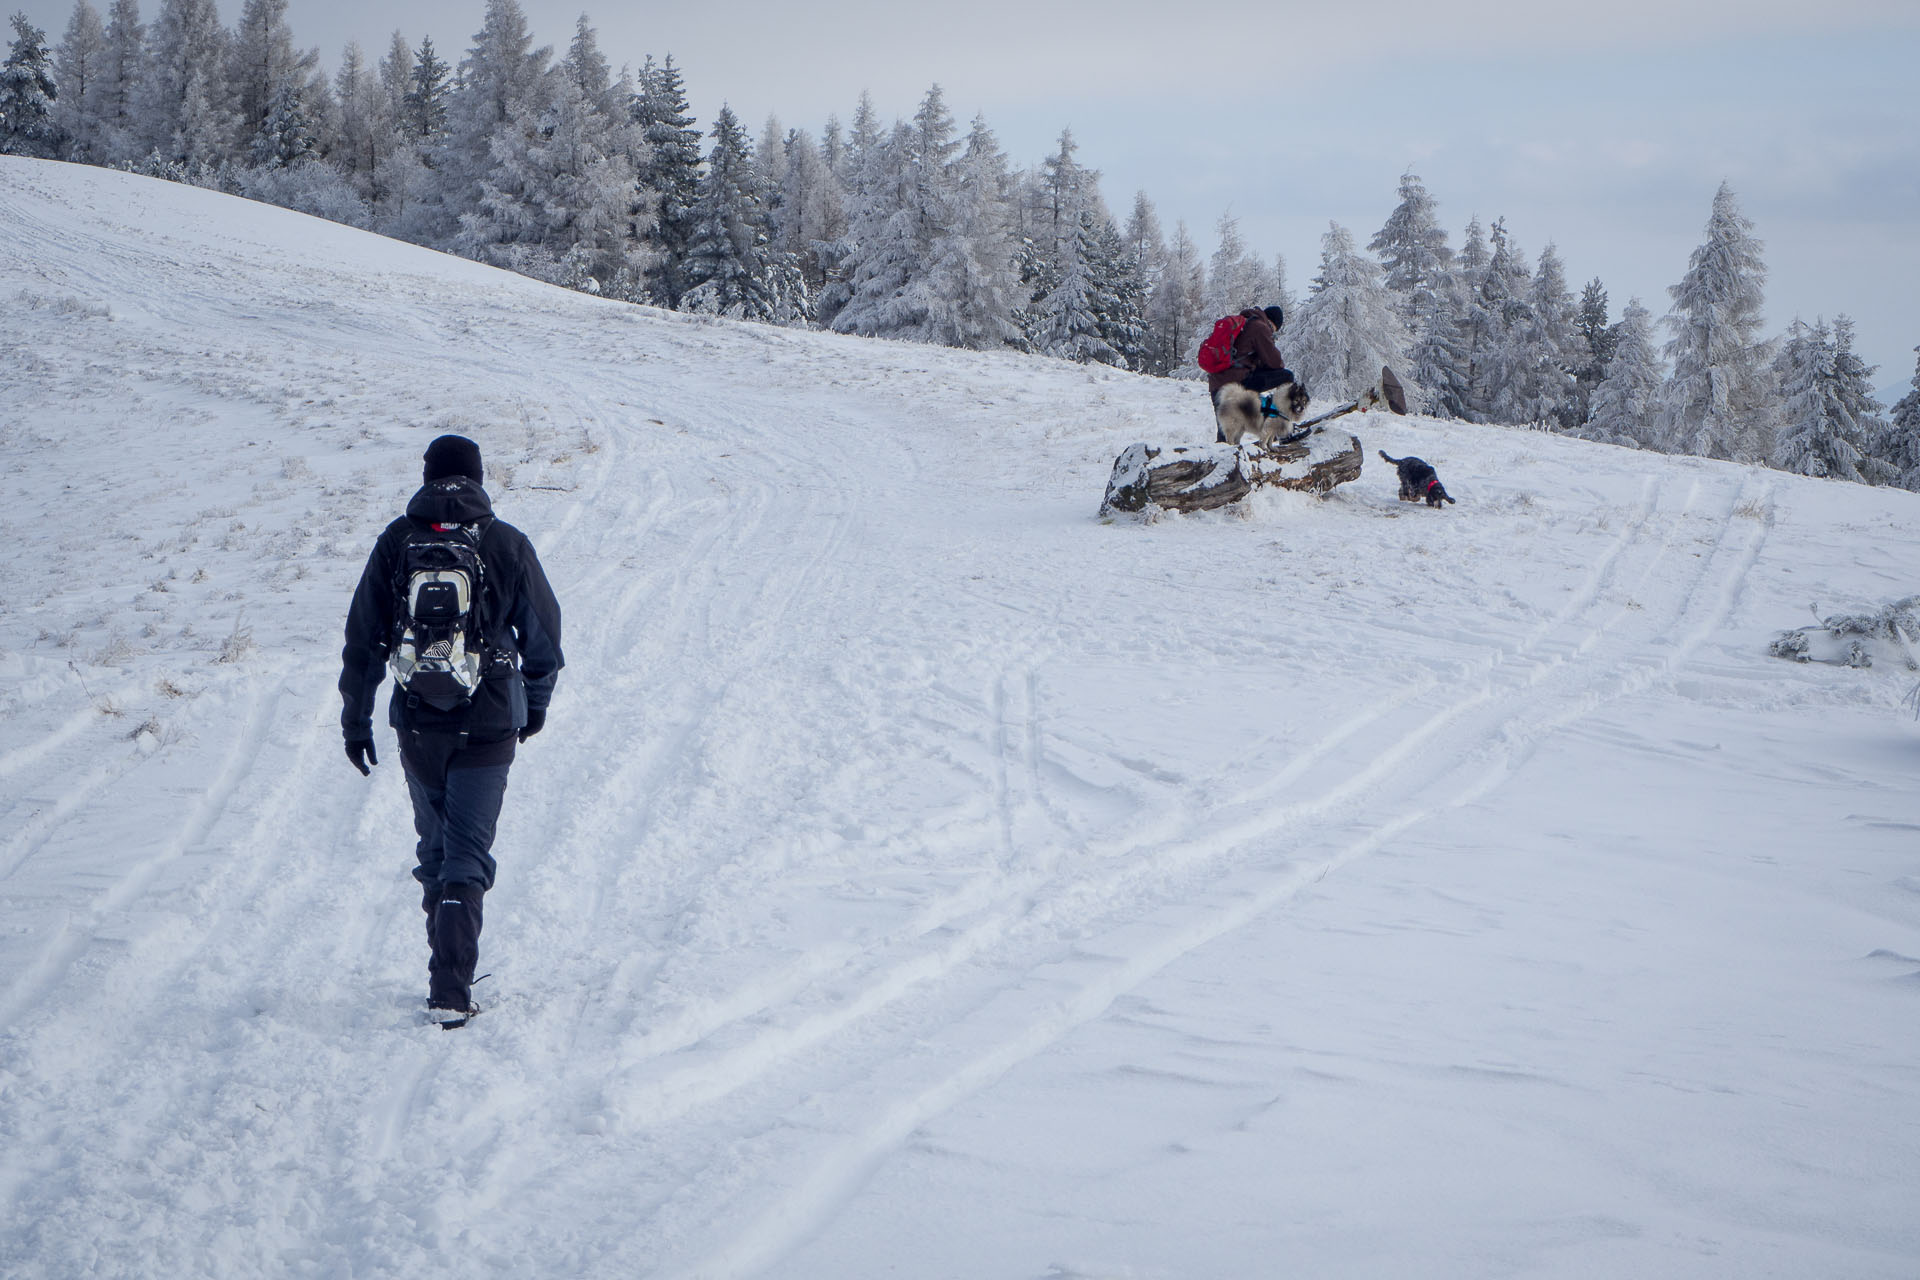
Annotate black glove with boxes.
[345,737,378,776]
[518,707,547,743]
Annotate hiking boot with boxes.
[427,881,485,1011]
[426,998,480,1027]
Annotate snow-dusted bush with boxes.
[233,159,373,228]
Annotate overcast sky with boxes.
[18,0,1920,394]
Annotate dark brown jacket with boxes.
[1206,308,1288,396]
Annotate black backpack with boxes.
[388,522,491,711]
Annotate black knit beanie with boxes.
[422,434,483,484]
[1263,305,1285,329]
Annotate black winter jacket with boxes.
[339,477,564,744]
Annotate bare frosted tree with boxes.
[51,1,107,161]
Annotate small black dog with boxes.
[1379,451,1456,507]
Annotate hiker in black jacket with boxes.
[339,434,563,1025]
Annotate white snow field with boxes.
[3,156,1919,1279]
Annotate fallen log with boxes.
[1100,431,1365,517]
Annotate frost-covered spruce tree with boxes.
[430,0,550,249]
[51,1,106,161]
[1570,278,1616,426]
[1368,173,1462,416]
[402,35,449,145]
[834,118,930,339]
[844,84,1005,346]
[1291,221,1413,402]
[166,68,227,174]
[775,127,845,298]
[1125,193,1165,288]
[810,93,880,323]
[552,16,652,294]
[1,12,59,158]
[1017,126,1108,339]
[227,0,315,165]
[816,91,884,327]
[1872,347,1920,491]
[1145,220,1208,378]
[681,104,806,322]
[631,53,701,308]
[1654,182,1775,461]
[1510,243,1580,428]
[1578,299,1665,448]
[1407,294,1468,418]
[901,85,960,279]
[751,116,792,285]
[1474,218,1538,424]
[819,113,844,180]
[680,104,764,314]
[1828,317,1888,454]
[1369,170,1454,328]
[1032,210,1120,365]
[1770,318,1873,482]
[88,0,142,162]
[1123,193,1171,370]
[1090,214,1148,370]
[248,77,314,167]
[339,35,421,213]
[461,17,646,296]
[335,42,391,200]
[1035,128,1096,259]
[1271,253,1298,319]
[1451,216,1496,419]
[362,34,441,240]
[134,0,233,168]
[754,113,786,214]
[921,114,1021,350]
[1455,214,1489,279]
[1201,213,1262,323]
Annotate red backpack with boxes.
[1196,314,1247,374]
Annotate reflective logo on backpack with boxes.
[389,525,487,711]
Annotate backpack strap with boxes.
[469,517,500,654]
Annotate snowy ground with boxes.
[3,156,1918,1279]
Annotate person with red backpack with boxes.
[1199,305,1299,399]
[1197,305,1306,445]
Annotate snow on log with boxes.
[1100,432,1365,517]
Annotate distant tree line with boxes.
[3,1,1916,487]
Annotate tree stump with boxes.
[1100,432,1365,517]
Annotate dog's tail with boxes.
[1378,450,1403,465]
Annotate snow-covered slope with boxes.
[3,156,1918,1279]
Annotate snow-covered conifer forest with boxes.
[4,0,1915,485]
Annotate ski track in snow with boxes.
[2,160,1917,1279]
[673,471,1781,1278]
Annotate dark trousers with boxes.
[401,731,514,1008]
[1240,366,1298,393]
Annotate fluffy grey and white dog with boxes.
[1214,381,1310,450]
